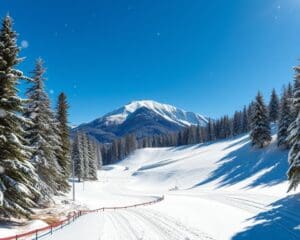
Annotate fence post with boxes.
[15,235,18,240]
[35,230,38,240]
[51,225,53,235]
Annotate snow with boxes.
[0,108,6,117]
[102,100,208,126]
[0,220,47,238]
[4,132,300,239]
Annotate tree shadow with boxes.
[222,135,250,151]
[193,136,288,188]
[169,140,222,152]
[232,194,300,240]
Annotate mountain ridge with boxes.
[73,100,208,143]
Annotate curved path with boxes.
[41,205,213,240]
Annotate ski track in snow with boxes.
[42,207,213,240]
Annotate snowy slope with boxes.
[39,133,299,240]
[74,100,208,142]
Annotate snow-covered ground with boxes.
[2,133,300,239]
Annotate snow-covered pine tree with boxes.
[177,131,183,146]
[288,82,296,124]
[125,134,137,155]
[0,15,41,218]
[72,132,84,182]
[207,119,215,141]
[87,138,98,180]
[220,116,231,139]
[80,132,89,180]
[118,138,126,160]
[95,142,103,169]
[268,88,279,122]
[196,125,202,143]
[287,65,300,191]
[242,106,249,133]
[247,101,255,126]
[233,111,242,136]
[55,93,71,191]
[187,126,197,144]
[277,87,293,149]
[214,120,220,139]
[24,59,62,196]
[141,138,148,148]
[110,139,119,163]
[250,92,271,148]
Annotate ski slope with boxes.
[42,133,299,240]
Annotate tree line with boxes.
[71,132,101,181]
[101,134,138,165]
[0,15,71,218]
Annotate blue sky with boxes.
[1,0,300,124]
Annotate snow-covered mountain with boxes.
[74,100,208,143]
[102,100,207,127]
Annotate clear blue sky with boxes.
[1,0,300,124]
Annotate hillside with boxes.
[73,100,208,143]
[21,131,299,240]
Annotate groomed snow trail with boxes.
[42,208,213,240]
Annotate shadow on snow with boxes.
[193,135,288,189]
[232,194,300,240]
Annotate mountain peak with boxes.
[103,100,207,127]
[75,100,208,143]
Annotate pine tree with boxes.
[182,128,189,145]
[87,138,97,180]
[177,131,183,146]
[55,93,71,191]
[288,82,297,124]
[287,65,300,191]
[125,134,137,155]
[0,15,41,218]
[96,143,103,168]
[250,92,271,148]
[268,88,279,122]
[187,126,197,144]
[111,139,119,163]
[207,119,215,141]
[247,101,255,128]
[233,111,242,136]
[196,125,202,143]
[118,138,126,160]
[80,133,89,180]
[72,132,84,182]
[24,59,62,195]
[242,106,248,133]
[278,88,293,149]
